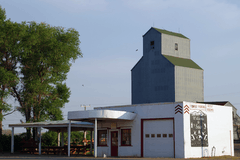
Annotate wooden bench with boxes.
[70,144,93,155]
[41,146,67,155]
[20,139,39,154]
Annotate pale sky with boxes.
[1,0,240,133]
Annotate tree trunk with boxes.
[0,110,2,152]
[0,110,2,138]
[25,109,31,140]
[33,127,36,141]
[26,128,31,140]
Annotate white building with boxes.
[68,101,234,158]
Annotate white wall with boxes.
[175,66,204,102]
[97,120,136,157]
[161,34,190,59]
[96,102,185,158]
[96,101,233,158]
[183,102,234,158]
[174,103,185,158]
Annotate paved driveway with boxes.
[0,152,239,160]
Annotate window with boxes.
[98,130,107,146]
[145,134,150,138]
[157,134,161,138]
[169,134,173,138]
[163,134,167,138]
[150,41,155,49]
[151,41,154,46]
[175,43,178,50]
[151,134,155,138]
[121,129,131,146]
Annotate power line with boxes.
[205,92,240,98]
[66,103,130,108]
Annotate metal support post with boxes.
[11,127,14,153]
[94,118,97,157]
[68,120,71,157]
[38,127,41,155]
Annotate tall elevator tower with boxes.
[131,27,203,104]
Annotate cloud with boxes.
[206,40,240,60]
[123,0,240,30]
[40,0,108,13]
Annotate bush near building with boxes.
[41,130,92,147]
[0,134,22,152]
[0,130,92,152]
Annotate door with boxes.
[111,131,118,157]
[143,119,174,158]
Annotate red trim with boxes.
[173,118,175,158]
[141,118,175,158]
[111,131,118,156]
[141,120,143,157]
[121,129,131,146]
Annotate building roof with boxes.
[198,101,236,110]
[198,101,228,105]
[153,27,189,39]
[131,56,143,71]
[143,27,189,39]
[163,55,203,70]
[9,120,94,132]
[68,110,137,122]
[95,101,182,110]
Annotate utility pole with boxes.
[81,105,90,111]
[81,105,90,146]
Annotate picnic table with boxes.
[20,138,94,155]
[70,144,92,155]
[41,146,67,155]
[42,144,93,155]
[20,139,39,154]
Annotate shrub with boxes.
[0,134,23,152]
[41,131,58,147]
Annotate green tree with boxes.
[41,131,58,147]
[0,6,25,137]
[0,6,82,139]
[42,131,92,147]
[11,21,82,138]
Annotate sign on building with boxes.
[190,110,208,147]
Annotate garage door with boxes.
[143,119,174,158]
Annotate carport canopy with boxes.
[9,120,94,157]
[9,120,94,132]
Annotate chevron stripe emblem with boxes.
[184,105,190,114]
[175,105,182,114]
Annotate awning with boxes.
[9,120,94,132]
[9,120,94,157]
[68,109,137,122]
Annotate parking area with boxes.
[1,143,240,160]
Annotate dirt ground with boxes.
[1,144,240,159]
